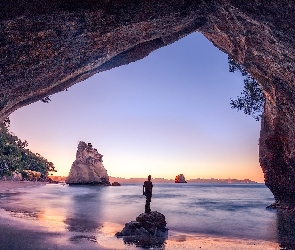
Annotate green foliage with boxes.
[0,118,56,177]
[41,96,51,103]
[228,56,265,121]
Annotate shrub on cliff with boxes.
[0,118,56,177]
[228,56,265,121]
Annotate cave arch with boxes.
[1,1,295,205]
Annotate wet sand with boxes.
[166,233,280,250]
[0,220,280,250]
[0,181,280,250]
[0,180,46,192]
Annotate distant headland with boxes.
[109,177,258,184]
[50,176,258,184]
[188,178,257,184]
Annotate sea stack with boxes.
[66,141,110,185]
[175,174,187,183]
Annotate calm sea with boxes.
[1,183,289,248]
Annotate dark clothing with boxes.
[143,180,153,213]
[143,181,153,197]
[145,201,151,213]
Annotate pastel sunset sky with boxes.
[9,32,263,182]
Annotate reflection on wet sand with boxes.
[63,187,104,244]
[65,217,102,233]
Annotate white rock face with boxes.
[66,141,110,185]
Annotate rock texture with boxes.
[1,1,295,204]
[66,141,110,185]
[111,182,121,186]
[175,174,187,183]
[116,211,168,247]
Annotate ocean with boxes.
[0,183,288,249]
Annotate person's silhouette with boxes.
[143,175,153,213]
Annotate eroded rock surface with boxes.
[175,174,187,183]
[1,1,295,204]
[66,141,110,185]
[116,211,168,247]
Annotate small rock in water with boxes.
[111,182,121,186]
[175,174,187,183]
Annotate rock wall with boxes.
[197,1,295,204]
[66,141,110,185]
[1,1,295,203]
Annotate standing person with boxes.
[143,175,153,213]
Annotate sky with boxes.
[9,32,264,182]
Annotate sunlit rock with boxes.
[23,170,41,181]
[175,174,187,183]
[66,141,110,185]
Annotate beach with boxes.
[0,221,280,250]
[0,181,282,250]
[0,180,46,192]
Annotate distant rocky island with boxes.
[175,174,187,183]
[66,141,110,185]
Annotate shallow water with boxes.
[0,183,285,249]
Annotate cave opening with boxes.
[9,32,262,183]
[4,1,295,246]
